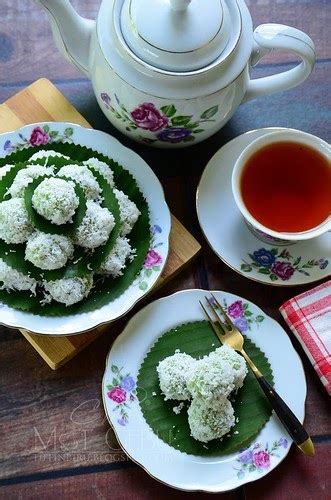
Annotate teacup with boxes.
[232,129,331,245]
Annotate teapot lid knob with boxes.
[120,0,241,72]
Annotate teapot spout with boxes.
[36,0,95,76]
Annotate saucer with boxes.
[196,128,330,286]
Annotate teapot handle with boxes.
[244,24,315,102]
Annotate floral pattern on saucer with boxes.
[196,127,330,287]
[241,247,329,282]
[100,92,218,144]
[3,125,74,154]
[234,438,288,479]
[223,299,265,331]
[106,364,137,426]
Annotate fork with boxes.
[200,293,315,457]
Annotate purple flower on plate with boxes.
[228,300,244,319]
[278,437,288,448]
[234,317,249,332]
[271,261,294,281]
[101,92,112,109]
[253,248,276,267]
[117,417,128,426]
[4,140,12,152]
[156,127,192,143]
[152,224,162,235]
[318,258,328,270]
[121,376,135,392]
[238,449,253,464]
[131,103,168,132]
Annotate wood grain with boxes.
[0,0,329,86]
[0,78,201,369]
[0,465,237,499]
[0,1,330,497]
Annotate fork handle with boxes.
[255,375,314,456]
[240,350,314,456]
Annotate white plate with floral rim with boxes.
[0,122,171,335]
[102,289,306,493]
[196,128,330,286]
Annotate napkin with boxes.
[279,280,331,395]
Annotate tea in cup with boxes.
[232,129,331,244]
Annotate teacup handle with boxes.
[244,24,315,102]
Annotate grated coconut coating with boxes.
[83,158,114,187]
[114,189,141,236]
[7,165,54,198]
[57,164,101,200]
[98,236,135,277]
[74,200,115,249]
[0,258,37,293]
[186,354,236,400]
[0,198,33,244]
[0,150,142,306]
[188,396,235,443]
[209,345,248,390]
[43,275,93,306]
[157,351,195,401]
[25,232,74,270]
[32,177,79,225]
[29,150,70,162]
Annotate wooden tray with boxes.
[0,78,201,369]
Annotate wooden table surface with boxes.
[0,1,330,498]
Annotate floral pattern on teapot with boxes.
[100,92,219,144]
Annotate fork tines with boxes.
[199,294,229,337]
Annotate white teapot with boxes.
[36,0,315,148]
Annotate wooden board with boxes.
[0,78,201,369]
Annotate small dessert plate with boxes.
[102,289,306,493]
[196,128,330,286]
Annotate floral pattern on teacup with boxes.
[3,125,74,154]
[241,248,329,282]
[100,92,219,144]
[234,438,288,479]
[106,364,137,426]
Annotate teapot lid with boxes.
[120,0,240,72]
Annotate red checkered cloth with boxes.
[280,280,331,395]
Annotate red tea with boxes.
[240,142,331,232]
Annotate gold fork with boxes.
[200,293,315,457]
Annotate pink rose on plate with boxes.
[131,103,169,132]
[107,386,126,404]
[253,450,270,469]
[144,249,162,268]
[228,300,244,319]
[29,127,50,146]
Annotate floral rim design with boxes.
[234,438,288,479]
[100,93,219,144]
[135,224,164,291]
[241,248,329,282]
[3,125,74,154]
[106,364,137,426]
[223,299,264,332]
